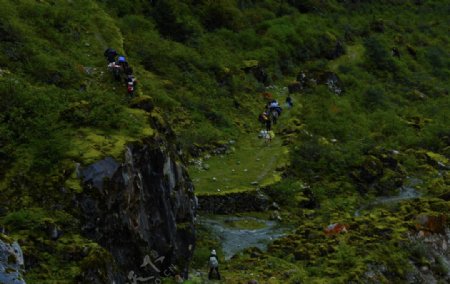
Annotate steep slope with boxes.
[0,0,449,283]
[0,0,196,282]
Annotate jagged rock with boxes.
[76,137,196,282]
[270,210,282,221]
[359,155,384,183]
[0,234,25,284]
[269,202,280,210]
[296,70,344,95]
[80,157,119,191]
[323,72,343,95]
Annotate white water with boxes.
[355,177,423,217]
[198,215,288,260]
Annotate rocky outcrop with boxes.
[403,227,450,283]
[76,136,196,282]
[0,234,25,284]
[351,148,406,195]
[295,70,344,95]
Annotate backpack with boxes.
[209,256,218,268]
[127,82,134,93]
[258,113,268,123]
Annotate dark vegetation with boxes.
[0,0,449,282]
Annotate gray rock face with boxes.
[76,137,196,282]
[81,157,119,191]
[0,235,25,284]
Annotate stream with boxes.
[198,215,288,260]
[355,177,423,217]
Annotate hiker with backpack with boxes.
[258,111,272,132]
[126,75,137,98]
[285,95,293,108]
[123,67,137,98]
[117,56,129,72]
[108,61,121,81]
[208,249,220,280]
[104,48,117,63]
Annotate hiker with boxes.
[208,249,220,280]
[126,75,137,98]
[285,95,293,108]
[258,111,269,126]
[108,61,121,81]
[265,112,272,131]
[268,100,282,116]
[124,66,133,76]
[117,56,129,71]
[104,48,117,63]
[269,99,279,109]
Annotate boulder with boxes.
[76,137,197,281]
[80,157,119,191]
[0,234,25,284]
[296,70,344,95]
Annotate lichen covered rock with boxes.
[0,234,25,284]
[76,136,196,282]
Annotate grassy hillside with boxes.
[0,0,449,282]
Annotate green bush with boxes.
[364,36,397,73]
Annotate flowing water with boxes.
[198,215,288,260]
[355,177,423,217]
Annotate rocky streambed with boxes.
[198,215,289,260]
[355,177,423,217]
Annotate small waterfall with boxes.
[355,177,423,217]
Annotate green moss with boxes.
[0,233,13,244]
[66,122,153,165]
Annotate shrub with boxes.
[153,0,203,42]
[363,85,386,110]
[364,36,397,73]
